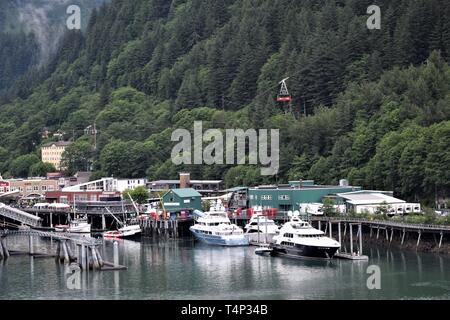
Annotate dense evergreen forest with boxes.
[0,0,449,205]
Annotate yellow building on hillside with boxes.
[41,141,72,171]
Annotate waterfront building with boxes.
[0,180,10,193]
[116,178,148,192]
[40,141,72,170]
[227,180,361,215]
[4,178,60,199]
[162,188,202,212]
[47,171,92,189]
[62,177,117,192]
[147,173,222,196]
[336,190,420,214]
[45,190,106,203]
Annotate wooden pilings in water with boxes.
[416,231,422,249]
[113,241,119,267]
[140,219,180,238]
[74,244,103,271]
[60,240,70,263]
[55,240,76,264]
[0,236,9,260]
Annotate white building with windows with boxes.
[337,190,421,215]
[116,178,148,192]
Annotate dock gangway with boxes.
[0,203,42,227]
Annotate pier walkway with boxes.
[309,216,450,233]
[0,203,41,227]
[0,229,101,246]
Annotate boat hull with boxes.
[103,230,141,239]
[270,243,339,260]
[244,233,276,244]
[190,227,249,246]
[54,224,91,233]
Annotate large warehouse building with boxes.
[227,180,361,215]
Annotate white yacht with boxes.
[244,213,279,243]
[190,200,249,246]
[269,213,340,259]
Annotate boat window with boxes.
[284,233,294,238]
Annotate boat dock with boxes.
[0,229,127,271]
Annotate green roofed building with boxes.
[162,188,202,212]
[228,180,361,215]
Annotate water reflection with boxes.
[0,236,450,299]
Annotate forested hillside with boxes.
[0,0,449,204]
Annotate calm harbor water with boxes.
[1,235,450,300]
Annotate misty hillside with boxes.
[0,0,107,90]
[0,0,449,204]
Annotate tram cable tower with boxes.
[276,77,293,115]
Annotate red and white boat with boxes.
[103,224,141,239]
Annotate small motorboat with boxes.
[255,247,273,256]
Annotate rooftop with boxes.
[169,188,202,198]
[337,192,405,205]
[149,179,222,185]
[42,141,72,147]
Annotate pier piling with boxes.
[338,222,342,252]
[401,229,406,246]
[329,221,332,238]
[416,231,421,249]
[113,241,119,267]
[55,241,61,263]
[0,239,3,260]
[81,245,87,270]
[91,246,100,270]
[29,234,34,255]
[439,232,443,249]
[61,240,69,264]
[2,237,9,259]
[66,242,75,262]
[358,224,363,255]
[350,224,353,254]
[95,247,104,268]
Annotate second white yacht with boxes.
[244,211,279,243]
[190,200,249,246]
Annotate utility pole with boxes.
[303,97,307,117]
[93,122,97,151]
